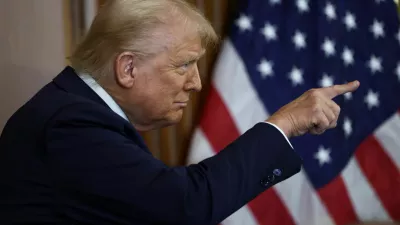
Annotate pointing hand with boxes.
[266,81,360,138]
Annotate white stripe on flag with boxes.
[221,205,259,225]
[374,112,400,169]
[186,129,215,164]
[342,158,391,221]
[185,118,260,225]
[213,40,269,134]
[274,170,335,225]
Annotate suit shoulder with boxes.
[48,99,126,130]
[2,82,125,138]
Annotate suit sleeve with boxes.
[264,121,294,149]
[45,103,303,225]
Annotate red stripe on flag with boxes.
[200,85,295,224]
[248,189,295,225]
[318,177,359,225]
[199,85,240,152]
[355,136,400,221]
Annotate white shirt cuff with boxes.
[264,122,294,149]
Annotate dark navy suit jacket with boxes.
[0,66,302,225]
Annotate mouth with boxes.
[175,101,188,107]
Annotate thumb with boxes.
[324,80,360,99]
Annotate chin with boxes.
[165,110,184,125]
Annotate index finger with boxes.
[323,80,360,99]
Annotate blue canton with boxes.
[230,0,400,188]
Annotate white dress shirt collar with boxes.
[78,73,129,121]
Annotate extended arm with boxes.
[45,103,302,225]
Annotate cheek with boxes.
[142,75,185,113]
[160,73,187,97]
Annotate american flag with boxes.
[187,0,400,224]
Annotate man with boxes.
[0,0,360,224]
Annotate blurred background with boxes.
[0,0,233,166]
[0,0,399,225]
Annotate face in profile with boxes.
[120,25,206,130]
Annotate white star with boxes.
[296,0,310,13]
[315,146,332,166]
[236,14,252,32]
[292,30,306,50]
[321,38,336,57]
[319,74,334,87]
[396,29,400,45]
[370,19,385,39]
[324,2,336,20]
[395,62,400,81]
[344,92,353,100]
[367,55,383,74]
[364,90,380,110]
[270,0,281,5]
[289,66,304,86]
[343,117,353,138]
[342,47,354,66]
[261,22,278,42]
[258,59,274,78]
[343,12,357,31]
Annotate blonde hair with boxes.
[69,0,219,79]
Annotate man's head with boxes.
[69,0,218,131]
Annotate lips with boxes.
[176,99,189,103]
[175,101,188,107]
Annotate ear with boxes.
[114,51,137,88]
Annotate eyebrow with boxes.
[185,49,206,62]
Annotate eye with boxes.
[181,63,188,70]
[181,62,192,70]
[176,60,196,74]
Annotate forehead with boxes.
[159,18,204,52]
[169,33,205,60]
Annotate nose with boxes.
[185,64,202,92]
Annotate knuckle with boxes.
[312,105,321,114]
[328,101,341,117]
[335,105,341,115]
[308,88,320,97]
[330,109,337,119]
[315,113,329,125]
[322,118,330,127]
[311,97,321,108]
[328,113,335,122]
[316,113,326,124]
